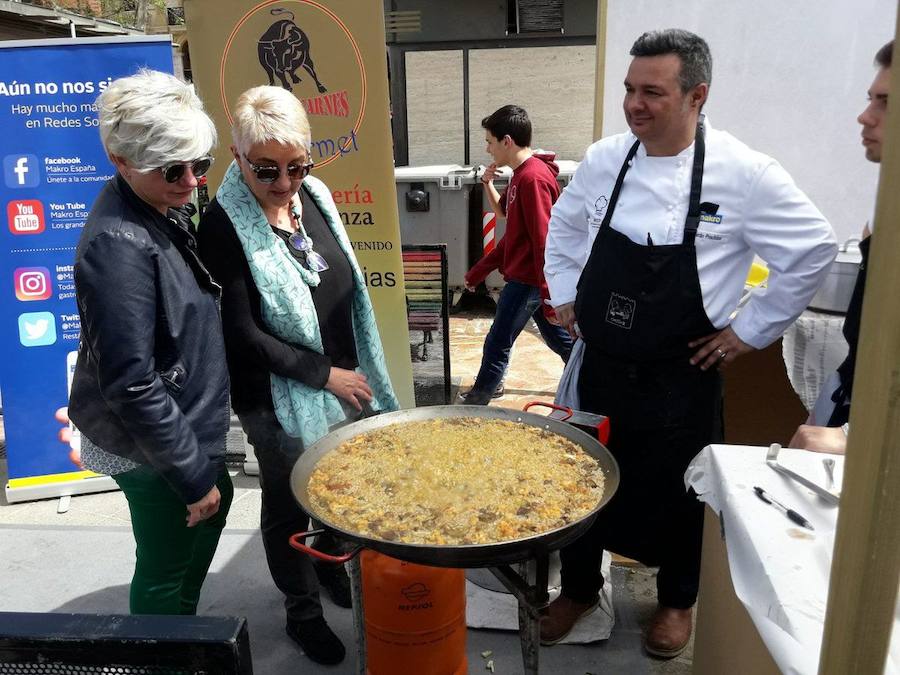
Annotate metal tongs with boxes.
[766,443,840,505]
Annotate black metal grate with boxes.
[0,613,252,675]
[0,665,203,674]
[403,245,451,406]
[166,7,185,26]
[514,0,564,33]
[224,414,247,465]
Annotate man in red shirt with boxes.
[461,105,573,405]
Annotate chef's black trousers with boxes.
[559,345,723,609]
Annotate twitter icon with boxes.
[18,311,56,347]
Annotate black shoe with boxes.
[285,617,346,665]
[458,388,491,405]
[314,563,353,608]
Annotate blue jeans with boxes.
[468,280,573,403]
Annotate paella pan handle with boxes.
[523,401,573,421]
[288,529,362,564]
[595,417,611,446]
[523,401,611,445]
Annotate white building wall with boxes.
[604,0,896,243]
[405,44,596,166]
[468,45,596,166]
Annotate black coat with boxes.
[69,175,229,504]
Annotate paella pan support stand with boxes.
[348,556,367,675]
[489,546,551,675]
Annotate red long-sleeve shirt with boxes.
[466,153,560,312]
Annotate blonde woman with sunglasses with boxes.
[197,85,398,665]
[69,69,232,616]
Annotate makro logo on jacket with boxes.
[7,200,45,234]
[14,267,52,301]
[18,311,56,347]
[3,155,40,188]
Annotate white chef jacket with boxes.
[545,118,837,350]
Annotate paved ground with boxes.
[449,306,568,410]
[0,308,693,674]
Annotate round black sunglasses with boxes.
[244,155,314,184]
[157,156,214,184]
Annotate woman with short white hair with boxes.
[198,85,398,665]
[69,69,232,616]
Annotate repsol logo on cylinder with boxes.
[397,601,433,611]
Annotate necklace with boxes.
[286,198,330,272]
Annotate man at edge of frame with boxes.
[789,39,894,455]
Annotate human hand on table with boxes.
[689,326,754,371]
[788,424,847,455]
[326,367,373,411]
[186,485,221,527]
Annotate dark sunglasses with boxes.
[244,155,314,184]
[157,156,214,184]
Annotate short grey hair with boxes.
[630,29,712,93]
[231,85,311,155]
[96,69,216,172]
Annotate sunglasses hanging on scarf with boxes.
[288,202,329,273]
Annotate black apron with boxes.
[575,125,716,359]
[570,125,723,570]
[826,236,870,427]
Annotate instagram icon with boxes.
[14,267,51,301]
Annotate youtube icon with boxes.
[7,200,45,235]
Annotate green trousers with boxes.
[114,464,234,615]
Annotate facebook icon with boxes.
[3,155,40,188]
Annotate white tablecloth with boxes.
[686,444,899,675]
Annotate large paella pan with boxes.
[290,405,619,567]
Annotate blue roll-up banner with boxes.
[0,36,173,503]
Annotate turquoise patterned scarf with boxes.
[216,160,399,446]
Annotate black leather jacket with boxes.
[69,175,229,504]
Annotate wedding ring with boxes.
[716,348,727,359]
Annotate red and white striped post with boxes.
[482,211,496,254]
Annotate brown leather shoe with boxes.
[540,595,599,645]
[644,605,693,658]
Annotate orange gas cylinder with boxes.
[361,549,467,675]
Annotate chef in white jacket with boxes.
[541,28,836,658]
